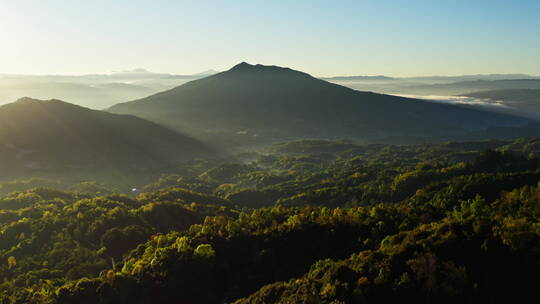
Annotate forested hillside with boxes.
[0,98,216,186]
[1,138,539,303]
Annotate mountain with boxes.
[109,62,534,147]
[0,98,215,182]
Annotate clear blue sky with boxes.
[0,0,539,76]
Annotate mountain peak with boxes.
[230,62,254,71]
[229,62,289,72]
[12,97,78,109]
[15,97,43,104]
[226,62,308,78]
[15,97,68,103]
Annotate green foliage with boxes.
[194,244,216,258]
[0,186,236,303]
[1,138,540,303]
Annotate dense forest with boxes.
[3,1,540,303]
[1,138,538,303]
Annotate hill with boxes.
[109,63,532,147]
[0,98,215,183]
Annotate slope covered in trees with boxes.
[0,98,216,185]
[0,138,539,303]
[109,63,532,147]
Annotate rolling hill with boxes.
[109,62,533,147]
[0,98,215,182]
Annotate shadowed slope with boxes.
[0,98,216,180]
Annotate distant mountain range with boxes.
[0,69,220,109]
[109,62,533,148]
[3,69,537,111]
[402,74,540,82]
[324,73,540,84]
[404,79,540,96]
[325,75,540,96]
[0,65,539,183]
[0,98,215,183]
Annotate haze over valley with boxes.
[0,69,217,109]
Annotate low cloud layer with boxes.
[398,94,509,108]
